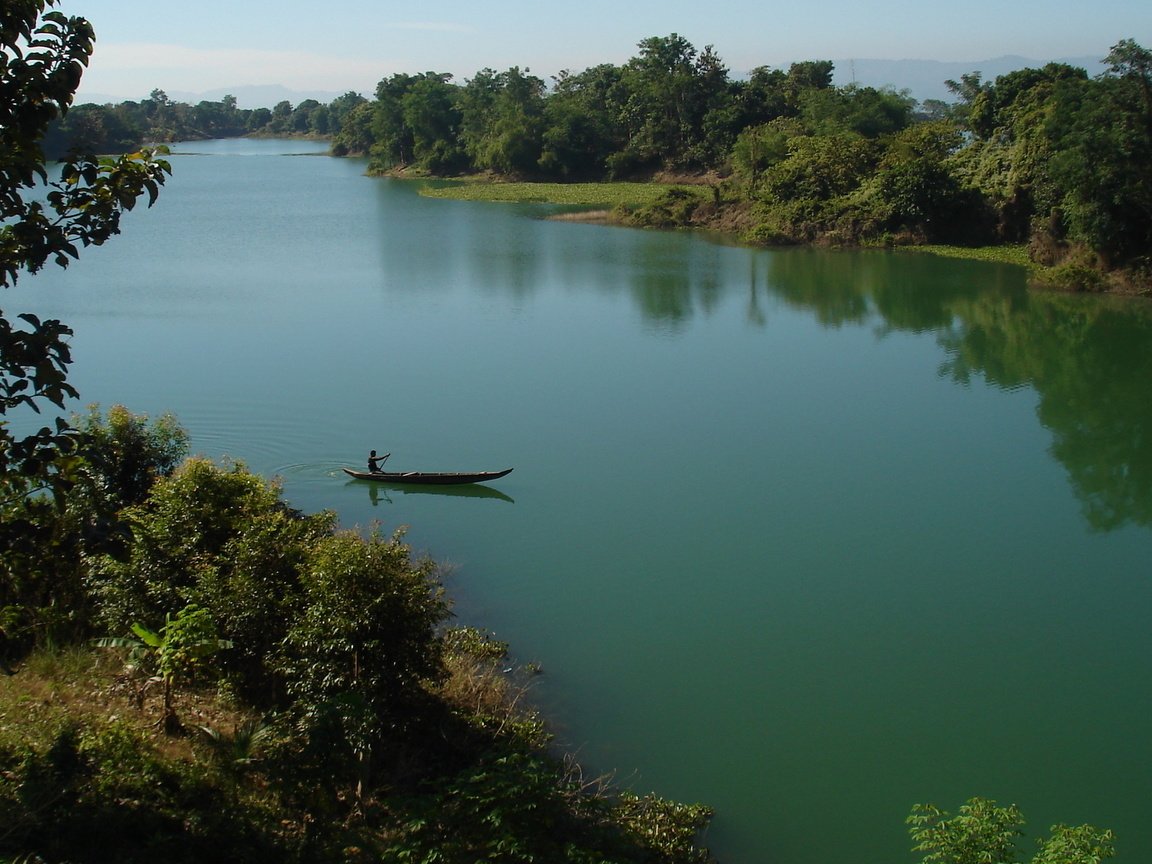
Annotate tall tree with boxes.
[400,72,464,173]
[617,33,702,170]
[540,64,625,178]
[457,67,546,175]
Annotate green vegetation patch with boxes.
[912,243,1035,268]
[419,179,691,208]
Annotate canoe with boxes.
[342,467,513,486]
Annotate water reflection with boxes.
[939,293,1152,532]
[351,479,516,506]
[758,249,1152,533]
[372,179,1152,532]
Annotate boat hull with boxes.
[342,467,513,485]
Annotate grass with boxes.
[911,243,1035,269]
[0,645,252,756]
[418,179,691,208]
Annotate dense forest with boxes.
[55,33,1152,292]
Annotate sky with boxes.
[63,0,1149,102]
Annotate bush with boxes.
[88,457,334,703]
[0,721,288,863]
[1,406,188,659]
[276,529,448,779]
[908,797,1115,864]
[624,187,706,228]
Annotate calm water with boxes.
[14,139,1152,863]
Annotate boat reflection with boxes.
[349,479,515,506]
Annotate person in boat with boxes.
[367,450,390,473]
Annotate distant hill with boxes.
[827,54,1108,102]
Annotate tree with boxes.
[400,72,465,173]
[908,798,1115,864]
[325,89,367,136]
[279,528,449,790]
[1,405,185,659]
[1104,38,1152,135]
[736,65,790,127]
[800,83,913,137]
[873,121,975,240]
[458,67,546,175]
[540,64,626,178]
[1,0,170,502]
[616,33,704,170]
[730,117,805,191]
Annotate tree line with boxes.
[328,33,1151,286]
[43,87,368,156]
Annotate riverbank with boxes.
[412,176,1150,297]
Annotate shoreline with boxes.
[413,177,1151,297]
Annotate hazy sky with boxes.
[64,0,1149,100]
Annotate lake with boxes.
[14,138,1152,863]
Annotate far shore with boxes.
[384,171,1148,297]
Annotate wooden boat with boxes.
[342,467,513,486]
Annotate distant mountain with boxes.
[827,54,1108,102]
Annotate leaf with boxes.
[131,622,164,647]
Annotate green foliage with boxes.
[909,799,1025,864]
[540,64,627,178]
[908,798,1115,864]
[442,626,510,662]
[128,604,231,687]
[1,0,170,497]
[1032,824,1116,864]
[939,50,1152,270]
[730,117,805,191]
[89,457,334,702]
[65,403,188,554]
[97,603,231,731]
[399,73,467,174]
[625,186,707,228]
[381,751,714,864]
[195,718,276,774]
[278,529,448,764]
[0,720,289,863]
[871,121,983,241]
[1,406,186,659]
[613,792,715,864]
[748,132,881,243]
[762,131,877,201]
[800,83,914,137]
[1041,71,1152,267]
[458,67,547,176]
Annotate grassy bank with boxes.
[417,178,687,208]
[421,179,1152,296]
[420,179,1046,271]
[910,243,1034,268]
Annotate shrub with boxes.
[88,458,334,703]
[276,529,448,784]
[1,406,188,658]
